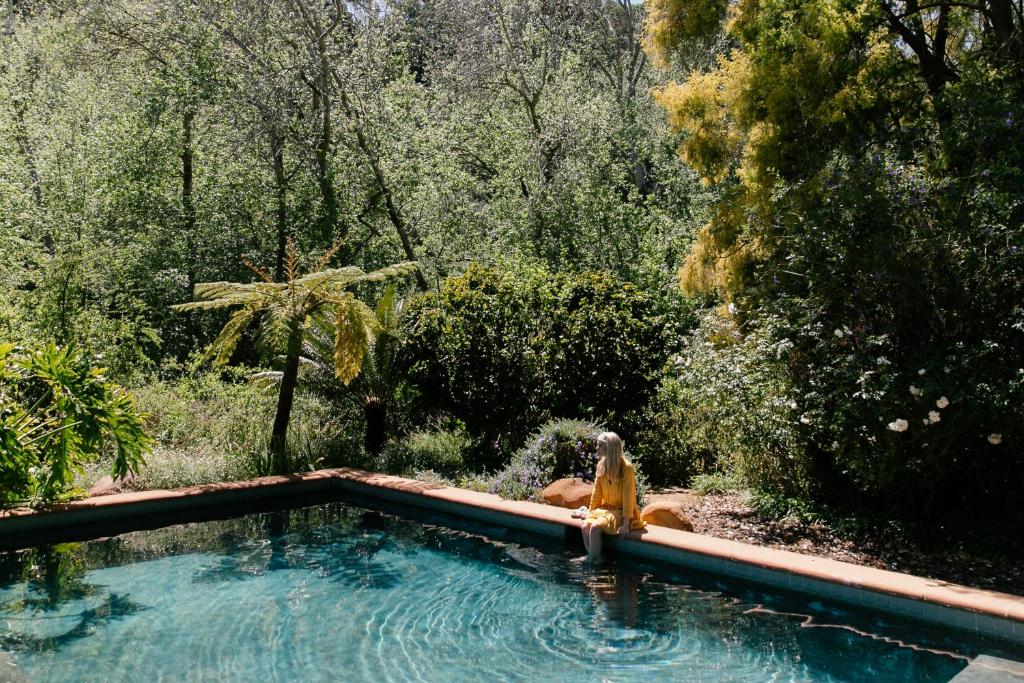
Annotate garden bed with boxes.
[649,488,1024,597]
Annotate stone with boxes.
[541,478,593,509]
[641,501,694,532]
[87,474,137,498]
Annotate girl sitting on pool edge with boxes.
[576,432,645,564]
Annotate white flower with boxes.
[918,368,927,375]
[909,385,923,398]
[788,400,798,410]
[936,396,949,409]
[799,415,811,425]
[831,441,839,450]
[927,411,941,424]
[28,466,38,476]
[987,433,1002,445]
[673,355,685,366]
[834,328,844,338]
[922,418,930,425]
[944,366,952,374]
[887,419,909,432]
[876,356,891,365]
[727,302,737,315]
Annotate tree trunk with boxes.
[314,39,340,247]
[272,133,288,282]
[363,395,387,455]
[182,107,196,290]
[270,321,303,474]
[335,87,428,289]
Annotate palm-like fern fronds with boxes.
[173,237,420,473]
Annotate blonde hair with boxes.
[595,431,625,481]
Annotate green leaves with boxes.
[0,343,150,506]
[402,262,690,467]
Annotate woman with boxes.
[577,432,645,563]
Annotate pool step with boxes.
[951,655,1024,682]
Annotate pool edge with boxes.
[1,467,1022,646]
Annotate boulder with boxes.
[87,474,138,497]
[541,478,592,509]
[641,501,694,532]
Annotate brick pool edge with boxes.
[1,467,1021,646]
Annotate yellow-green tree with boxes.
[646,0,1024,518]
[174,240,418,474]
[647,0,1022,298]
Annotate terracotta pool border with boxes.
[1,467,1022,646]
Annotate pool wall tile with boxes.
[1,466,1023,647]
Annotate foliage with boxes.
[379,424,474,478]
[174,238,418,473]
[0,343,149,505]
[403,262,697,467]
[639,312,810,494]
[489,420,605,501]
[690,470,741,495]
[132,367,361,482]
[649,0,1024,520]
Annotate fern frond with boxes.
[332,297,380,385]
[284,237,301,284]
[241,257,275,284]
[207,306,257,365]
[297,266,368,292]
[259,303,297,353]
[352,261,420,285]
[375,285,397,326]
[313,235,347,273]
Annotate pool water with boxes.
[0,501,997,682]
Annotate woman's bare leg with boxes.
[581,522,592,553]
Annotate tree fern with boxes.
[174,238,418,473]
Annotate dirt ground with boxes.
[647,488,1024,597]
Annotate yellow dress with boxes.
[584,460,646,534]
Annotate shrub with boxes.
[137,445,253,490]
[690,471,742,495]
[749,140,1024,518]
[0,343,149,505]
[489,419,648,508]
[379,425,473,477]
[132,368,362,481]
[402,262,696,468]
[638,311,811,495]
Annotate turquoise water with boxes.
[0,501,989,682]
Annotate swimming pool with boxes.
[0,500,1011,681]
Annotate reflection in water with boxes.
[584,568,643,628]
[0,501,1002,682]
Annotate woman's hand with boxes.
[618,524,629,539]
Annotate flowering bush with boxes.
[636,311,811,494]
[489,420,603,501]
[489,419,649,508]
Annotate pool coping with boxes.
[1,467,1022,646]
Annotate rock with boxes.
[541,478,593,509]
[87,474,137,497]
[641,501,694,532]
